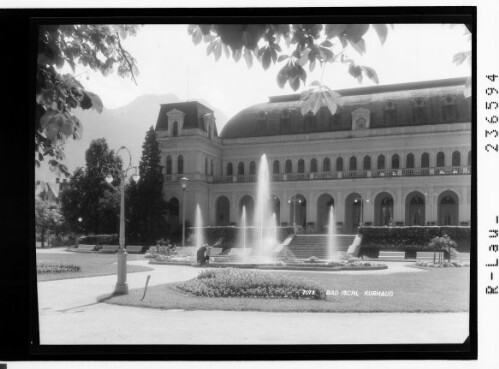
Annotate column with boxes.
[230,193,238,224]
[281,191,290,226]
[394,188,403,224]
[364,190,374,224]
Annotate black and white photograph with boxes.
[31,14,475,350]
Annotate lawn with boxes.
[104,266,470,313]
[36,251,153,281]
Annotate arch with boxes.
[273,160,280,174]
[226,162,233,176]
[421,152,430,168]
[344,192,362,234]
[271,195,281,225]
[172,121,178,137]
[336,157,344,171]
[452,151,461,166]
[316,193,335,233]
[215,196,230,226]
[298,159,305,173]
[377,154,385,170]
[391,154,400,169]
[310,158,318,173]
[237,162,245,176]
[249,161,256,175]
[374,192,394,226]
[323,157,331,172]
[363,155,371,170]
[349,156,357,171]
[438,190,459,226]
[239,195,255,225]
[436,152,445,167]
[406,153,414,169]
[285,159,292,174]
[177,155,184,174]
[405,191,425,226]
[288,194,307,228]
[166,155,172,175]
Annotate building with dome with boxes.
[155,77,472,235]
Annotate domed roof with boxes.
[219,77,470,139]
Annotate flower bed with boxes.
[415,260,470,268]
[175,267,326,300]
[37,263,81,274]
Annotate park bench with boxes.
[377,251,406,260]
[100,245,120,253]
[126,245,143,254]
[77,244,95,253]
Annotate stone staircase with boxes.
[285,234,356,260]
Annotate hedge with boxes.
[77,234,119,246]
[359,226,471,251]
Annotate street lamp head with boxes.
[78,217,83,223]
[180,177,189,189]
[105,174,114,184]
[132,173,140,182]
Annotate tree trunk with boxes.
[41,229,45,248]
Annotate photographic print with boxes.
[33,10,474,354]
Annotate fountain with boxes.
[327,206,338,261]
[195,204,204,250]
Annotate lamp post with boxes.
[105,146,139,295]
[180,177,189,247]
[288,196,302,234]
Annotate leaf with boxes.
[222,43,230,58]
[297,53,308,66]
[311,93,323,114]
[214,41,222,61]
[243,48,253,68]
[206,41,216,55]
[233,48,242,62]
[39,110,58,130]
[276,66,288,88]
[350,38,366,55]
[372,24,388,45]
[361,66,379,84]
[82,91,104,113]
[310,80,321,87]
[277,54,289,62]
[453,51,471,66]
[272,43,282,52]
[325,24,347,39]
[320,40,333,47]
[290,76,300,91]
[203,34,216,43]
[262,48,272,70]
[344,24,369,43]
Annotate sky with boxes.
[79,23,471,129]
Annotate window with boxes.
[336,157,343,171]
[208,125,211,139]
[205,157,208,174]
[211,159,214,176]
[323,158,331,172]
[349,156,357,171]
[249,161,256,175]
[437,152,445,167]
[392,154,400,169]
[377,155,385,170]
[227,162,233,176]
[280,109,291,134]
[166,156,172,174]
[273,160,280,174]
[421,153,430,168]
[452,151,461,167]
[173,121,178,137]
[310,158,318,173]
[298,159,305,173]
[442,95,457,122]
[177,155,184,174]
[468,151,471,166]
[384,101,396,126]
[170,197,179,216]
[238,162,245,175]
[413,98,426,124]
[406,153,414,169]
[304,113,317,132]
[285,160,292,174]
[363,156,371,170]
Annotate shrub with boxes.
[415,260,469,268]
[176,267,326,300]
[37,263,81,274]
[77,234,119,245]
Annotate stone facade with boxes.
[156,77,472,234]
